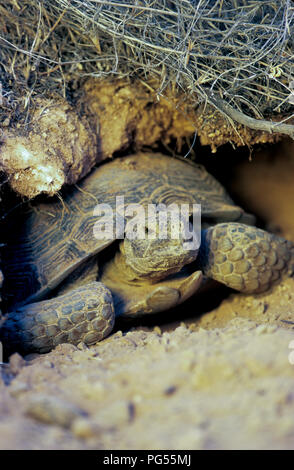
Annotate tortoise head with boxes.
[121,210,200,282]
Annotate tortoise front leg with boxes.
[0,282,115,355]
[197,223,294,294]
[100,249,203,317]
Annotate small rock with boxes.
[153,326,162,335]
[9,353,26,375]
[128,401,136,422]
[164,385,177,396]
[25,394,88,428]
[71,418,102,439]
[113,331,123,339]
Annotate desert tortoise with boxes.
[0,152,292,354]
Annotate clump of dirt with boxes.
[0,77,283,198]
[79,78,281,159]
[1,138,294,450]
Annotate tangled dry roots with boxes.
[0,1,294,197]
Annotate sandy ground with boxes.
[1,139,294,450]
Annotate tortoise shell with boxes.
[3,152,244,308]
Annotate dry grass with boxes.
[0,0,294,136]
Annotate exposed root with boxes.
[0,97,99,198]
